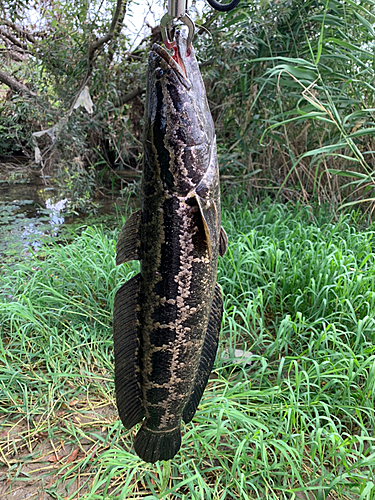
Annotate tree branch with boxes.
[0,27,27,50]
[107,0,127,64]
[119,87,145,106]
[0,47,24,61]
[0,34,29,56]
[78,0,126,91]
[0,69,36,96]
[2,19,37,43]
[90,0,126,53]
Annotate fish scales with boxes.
[113,30,227,463]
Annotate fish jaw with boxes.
[145,35,215,197]
[175,30,214,138]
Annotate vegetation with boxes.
[2,0,375,210]
[2,0,375,497]
[0,0,144,209]
[2,199,375,498]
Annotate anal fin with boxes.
[116,210,141,265]
[183,284,223,424]
[113,273,144,428]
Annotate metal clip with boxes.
[160,0,195,49]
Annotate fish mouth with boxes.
[151,43,191,90]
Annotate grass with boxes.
[1,197,375,499]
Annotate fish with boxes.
[113,29,227,464]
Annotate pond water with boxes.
[0,181,132,263]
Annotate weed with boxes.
[1,199,375,498]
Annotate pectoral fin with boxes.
[113,273,144,428]
[116,210,141,265]
[219,226,228,256]
[195,195,217,257]
[182,284,223,424]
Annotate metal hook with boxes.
[160,0,195,49]
[160,0,240,49]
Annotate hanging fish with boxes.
[113,29,227,463]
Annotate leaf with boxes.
[266,64,317,82]
[353,11,375,36]
[339,198,375,210]
[359,481,375,500]
[48,453,59,463]
[251,57,316,68]
[344,0,375,22]
[299,142,347,158]
[348,127,375,139]
[325,38,373,57]
[66,448,79,464]
[315,0,330,65]
[327,170,368,179]
[310,14,346,27]
[343,109,375,124]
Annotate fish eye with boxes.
[154,67,164,79]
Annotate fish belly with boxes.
[140,194,214,422]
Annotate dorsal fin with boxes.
[113,273,144,428]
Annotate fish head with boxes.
[146,30,215,196]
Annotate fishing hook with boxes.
[160,0,240,49]
[161,0,195,50]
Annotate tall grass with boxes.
[202,0,375,209]
[1,200,375,498]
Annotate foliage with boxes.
[2,0,375,209]
[1,0,31,21]
[191,0,375,210]
[2,199,375,498]
[0,109,25,156]
[0,0,145,209]
[0,93,50,156]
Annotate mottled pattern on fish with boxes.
[113,30,227,463]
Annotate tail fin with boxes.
[134,424,181,463]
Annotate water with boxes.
[0,182,132,263]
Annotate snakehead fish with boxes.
[113,29,227,463]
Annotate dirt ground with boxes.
[0,404,117,500]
